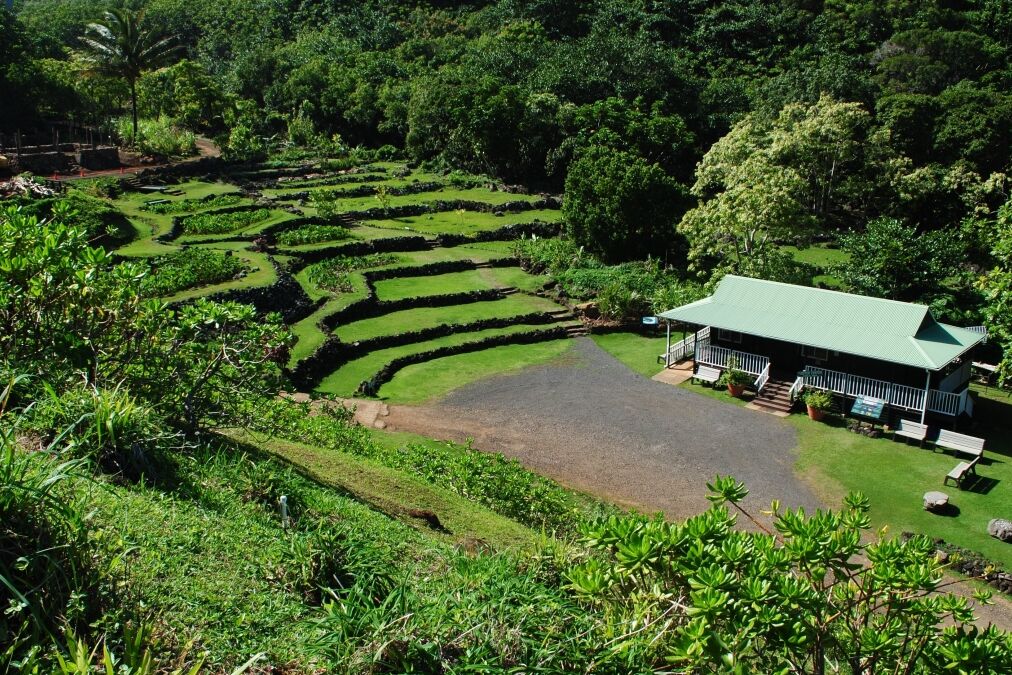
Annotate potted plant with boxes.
[803,389,834,421]
[720,365,752,398]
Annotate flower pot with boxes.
[727,383,745,398]
[807,405,825,421]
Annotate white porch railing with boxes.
[665,326,711,365]
[696,344,770,377]
[754,363,771,393]
[801,366,969,417]
[800,366,925,412]
[789,376,805,401]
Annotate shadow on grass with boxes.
[929,503,961,518]
[964,475,1000,495]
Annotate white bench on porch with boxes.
[935,429,985,459]
[892,419,928,445]
[693,365,721,386]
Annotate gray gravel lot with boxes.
[386,337,821,518]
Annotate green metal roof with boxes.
[658,275,984,370]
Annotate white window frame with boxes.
[718,329,742,344]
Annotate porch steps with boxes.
[753,378,796,414]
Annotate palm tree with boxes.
[79,7,179,142]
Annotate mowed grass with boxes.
[591,331,668,378]
[307,187,542,213]
[364,209,561,236]
[381,339,574,404]
[372,269,494,301]
[783,243,850,288]
[795,384,1012,569]
[316,323,562,397]
[482,266,549,292]
[335,294,560,343]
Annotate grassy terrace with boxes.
[372,269,496,300]
[335,295,560,342]
[382,339,575,403]
[316,323,565,397]
[363,209,562,236]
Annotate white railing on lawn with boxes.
[754,362,771,393]
[800,366,925,412]
[696,344,770,377]
[665,326,711,366]
[789,376,805,401]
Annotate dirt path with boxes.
[380,338,817,518]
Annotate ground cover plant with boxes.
[140,193,244,214]
[304,253,399,293]
[137,247,246,296]
[180,208,271,235]
[276,224,354,246]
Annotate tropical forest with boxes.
[3,0,1012,671]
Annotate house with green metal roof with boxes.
[658,275,986,422]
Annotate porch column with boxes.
[664,320,671,368]
[920,369,931,424]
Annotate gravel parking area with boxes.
[385,338,821,518]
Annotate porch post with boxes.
[920,369,931,424]
[665,320,671,368]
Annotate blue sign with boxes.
[641,316,659,325]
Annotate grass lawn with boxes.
[783,243,850,288]
[381,339,574,404]
[316,323,562,397]
[590,331,668,378]
[372,269,493,301]
[335,294,560,343]
[363,209,561,236]
[482,266,549,292]
[795,384,1012,569]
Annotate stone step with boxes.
[752,398,794,413]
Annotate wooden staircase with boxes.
[752,376,796,414]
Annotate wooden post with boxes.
[664,320,671,368]
[920,370,931,424]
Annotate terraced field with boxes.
[111,161,581,402]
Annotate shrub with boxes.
[180,208,271,234]
[138,248,246,296]
[802,388,834,411]
[513,236,587,275]
[277,225,353,246]
[117,116,197,157]
[304,254,398,293]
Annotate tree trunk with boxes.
[130,79,138,143]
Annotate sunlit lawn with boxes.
[363,209,561,236]
[372,269,493,301]
[796,384,1012,569]
[335,295,559,343]
[381,339,574,404]
[590,331,668,379]
[316,324,561,397]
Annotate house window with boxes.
[718,329,742,343]
[802,345,828,362]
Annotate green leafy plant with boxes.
[138,248,245,296]
[304,254,398,293]
[141,194,243,214]
[802,387,834,411]
[276,225,353,246]
[180,208,270,235]
[567,475,1011,672]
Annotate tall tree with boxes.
[79,7,179,140]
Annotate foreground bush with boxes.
[568,476,1012,672]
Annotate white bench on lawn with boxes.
[944,456,980,489]
[892,419,928,446]
[935,429,985,459]
[693,365,721,386]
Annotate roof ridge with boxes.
[722,275,931,313]
[906,336,937,370]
